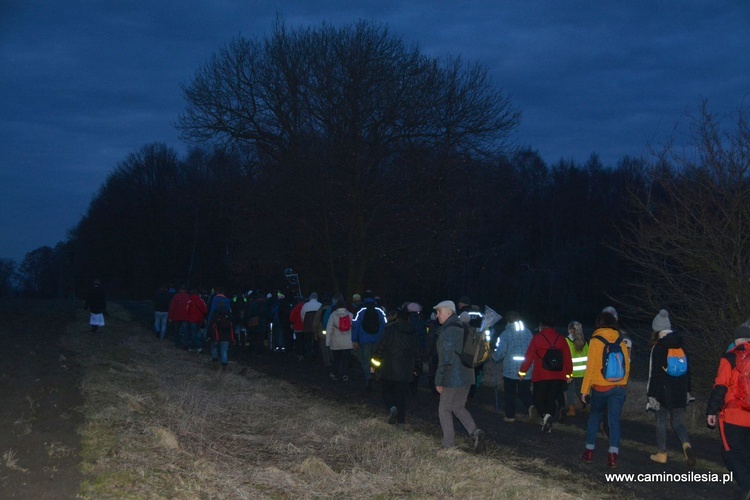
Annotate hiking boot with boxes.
[389,406,398,425]
[683,443,696,467]
[567,405,576,417]
[221,364,228,372]
[581,449,593,463]
[650,452,667,464]
[607,452,618,468]
[503,417,516,423]
[528,406,538,424]
[472,429,485,453]
[542,414,553,433]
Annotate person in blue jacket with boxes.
[352,291,387,392]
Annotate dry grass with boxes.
[3,449,29,473]
[65,304,606,499]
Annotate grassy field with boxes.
[65,303,613,499]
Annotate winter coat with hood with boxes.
[168,291,191,322]
[518,327,573,382]
[325,307,354,351]
[186,293,208,324]
[493,321,534,380]
[435,313,475,388]
[706,341,750,430]
[376,320,418,383]
[647,330,691,409]
[581,327,631,395]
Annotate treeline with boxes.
[36,142,635,324]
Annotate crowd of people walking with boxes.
[142,282,750,499]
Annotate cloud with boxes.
[1,0,749,261]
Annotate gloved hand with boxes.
[646,396,661,412]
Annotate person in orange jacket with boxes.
[579,311,630,468]
[706,323,750,499]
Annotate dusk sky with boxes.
[1,1,749,264]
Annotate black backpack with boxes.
[361,304,381,334]
[541,333,564,372]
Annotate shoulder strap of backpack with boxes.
[593,334,621,347]
[542,331,559,348]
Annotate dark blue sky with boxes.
[1,1,749,263]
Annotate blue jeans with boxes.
[585,386,626,453]
[187,322,202,350]
[154,311,168,338]
[211,341,230,365]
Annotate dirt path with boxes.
[0,299,84,499]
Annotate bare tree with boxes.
[178,19,520,293]
[617,101,750,363]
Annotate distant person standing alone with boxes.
[84,279,106,333]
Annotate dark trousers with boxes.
[331,349,352,379]
[721,421,750,498]
[503,377,533,419]
[381,379,409,423]
[296,331,313,358]
[532,379,566,418]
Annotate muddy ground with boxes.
[0,299,83,499]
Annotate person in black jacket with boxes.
[84,279,107,333]
[375,308,418,426]
[647,309,695,466]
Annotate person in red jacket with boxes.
[518,316,573,434]
[168,285,191,348]
[186,288,208,353]
[289,297,306,360]
[706,323,750,499]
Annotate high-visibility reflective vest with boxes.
[566,337,589,378]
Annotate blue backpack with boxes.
[594,334,626,382]
[664,347,688,377]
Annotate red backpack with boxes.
[731,346,750,411]
[338,315,352,332]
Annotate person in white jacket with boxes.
[326,304,355,381]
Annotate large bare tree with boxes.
[618,101,750,367]
[178,19,520,294]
